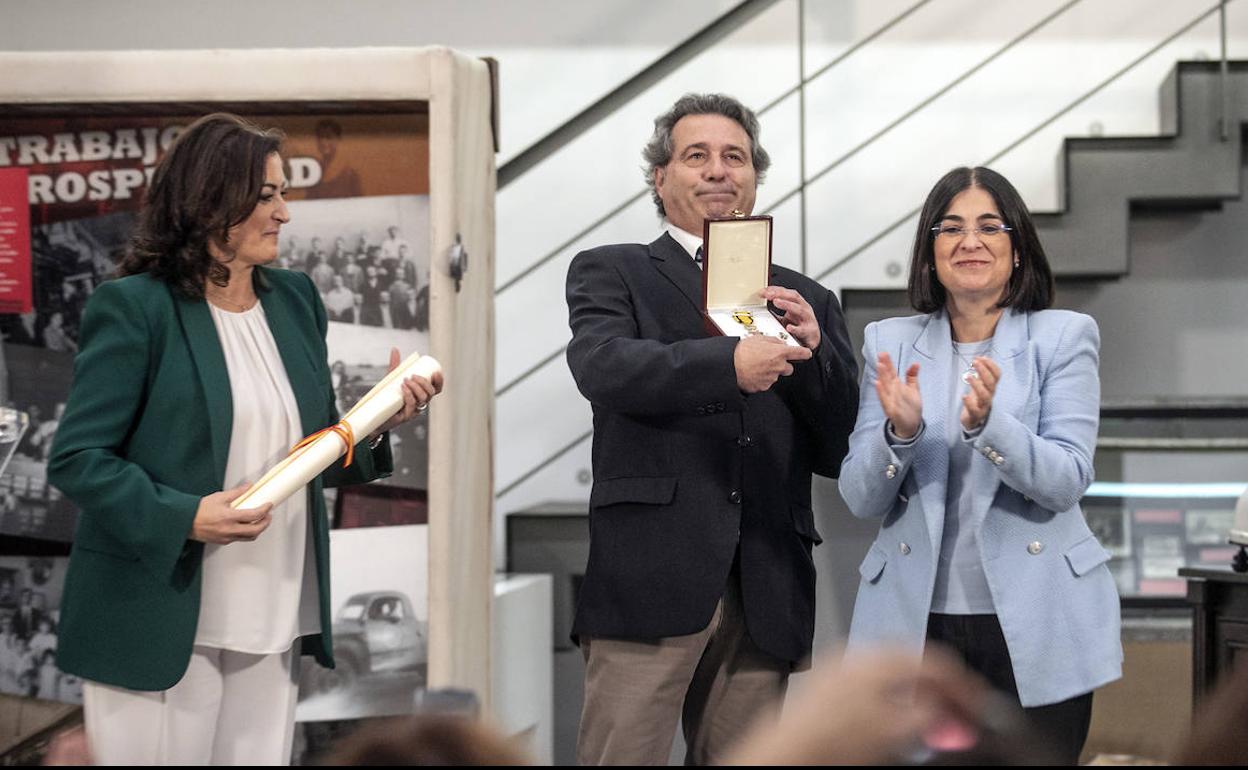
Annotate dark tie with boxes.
[694,246,703,269]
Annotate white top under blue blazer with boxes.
[839,307,1122,707]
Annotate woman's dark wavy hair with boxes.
[907,166,1054,313]
[119,113,284,298]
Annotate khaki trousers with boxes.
[576,572,788,766]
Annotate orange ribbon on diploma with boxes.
[230,351,441,510]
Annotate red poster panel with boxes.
[0,168,32,314]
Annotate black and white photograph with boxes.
[0,212,133,354]
[280,194,430,342]
[295,524,428,723]
[0,407,30,480]
[283,194,431,490]
[0,212,135,543]
[1084,503,1131,558]
[0,345,78,543]
[1185,508,1235,546]
[1139,534,1185,580]
[0,555,80,704]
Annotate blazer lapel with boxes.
[259,281,323,438]
[986,307,1032,416]
[172,294,232,486]
[912,311,952,556]
[649,233,707,321]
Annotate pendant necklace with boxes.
[954,342,988,384]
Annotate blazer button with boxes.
[729,490,742,504]
[716,402,725,412]
[885,463,897,479]
[696,406,706,415]
[737,435,753,447]
[899,542,911,555]
[1027,541,1044,555]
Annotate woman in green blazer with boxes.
[47,113,439,765]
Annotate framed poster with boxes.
[0,47,496,707]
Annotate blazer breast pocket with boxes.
[590,476,678,509]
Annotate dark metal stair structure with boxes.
[1036,61,1245,278]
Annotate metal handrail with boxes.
[763,0,1084,214]
[496,429,593,500]
[812,0,1226,284]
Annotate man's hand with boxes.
[734,335,813,393]
[761,286,820,350]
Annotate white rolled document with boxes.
[231,351,442,510]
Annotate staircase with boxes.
[1038,61,1245,277]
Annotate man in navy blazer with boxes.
[565,93,858,765]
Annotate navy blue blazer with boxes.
[565,233,859,664]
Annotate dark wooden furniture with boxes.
[1181,566,1248,703]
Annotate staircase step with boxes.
[1036,61,1246,278]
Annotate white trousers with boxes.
[82,645,299,766]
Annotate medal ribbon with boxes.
[291,421,356,469]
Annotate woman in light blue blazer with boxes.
[839,167,1121,764]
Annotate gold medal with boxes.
[731,309,763,337]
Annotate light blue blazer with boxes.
[839,307,1122,707]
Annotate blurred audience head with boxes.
[321,714,529,766]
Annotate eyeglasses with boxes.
[930,223,1013,240]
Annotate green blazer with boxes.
[48,266,392,691]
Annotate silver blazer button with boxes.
[899,542,911,555]
[1027,541,1044,555]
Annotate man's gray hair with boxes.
[642,93,771,218]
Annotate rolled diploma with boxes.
[231,352,442,510]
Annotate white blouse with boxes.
[195,301,320,653]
